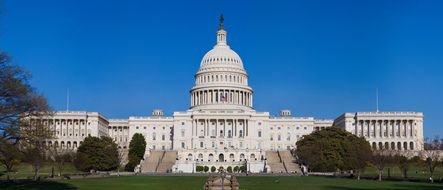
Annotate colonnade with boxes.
[192,119,249,138]
[354,120,417,138]
[191,89,252,107]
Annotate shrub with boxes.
[211,166,216,172]
[239,166,246,173]
[204,166,209,172]
[196,166,204,172]
[227,166,232,173]
[233,166,239,173]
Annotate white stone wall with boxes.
[334,112,424,151]
[38,111,108,150]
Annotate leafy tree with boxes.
[74,136,119,172]
[296,127,372,176]
[125,133,146,171]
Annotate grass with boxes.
[0,162,81,179]
[1,176,442,190]
[362,165,443,179]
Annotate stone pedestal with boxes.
[204,175,239,190]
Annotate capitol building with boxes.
[40,16,424,173]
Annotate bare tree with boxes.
[117,148,128,175]
[421,137,443,182]
[48,147,74,177]
[372,149,393,181]
[0,143,22,180]
[20,117,54,180]
[0,52,51,144]
[0,52,52,180]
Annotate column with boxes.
[215,119,218,137]
[203,119,206,137]
[242,120,245,138]
[223,119,226,137]
[206,119,210,136]
[234,119,237,137]
[246,120,249,137]
[250,94,253,107]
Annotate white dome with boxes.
[190,15,253,111]
[199,44,244,71]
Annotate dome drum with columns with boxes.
[190,15,253,110]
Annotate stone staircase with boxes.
[265,151,286,173]
[141,150,177,173]
[156,151,177,173]
[279,150,300,173]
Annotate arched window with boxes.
[410,142,414,150]
[403,142,408,150]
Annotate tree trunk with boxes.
[378,170,382,181]
[357,170,361,181]
[33,164,40,181]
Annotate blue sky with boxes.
[1,0,442,137]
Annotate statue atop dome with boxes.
[219,14,224,30]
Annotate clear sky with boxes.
[0,0,442,137]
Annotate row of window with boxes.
[197,73,246,85]
[203,56,240,64]
[134,126,172,130]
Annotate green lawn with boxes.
[1,176,442,190]
[362,165,443,179]
[0,163,81,179]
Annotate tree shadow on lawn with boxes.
[325,183,443,190]
[0,180,77,190]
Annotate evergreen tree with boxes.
[125,133,147,171]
